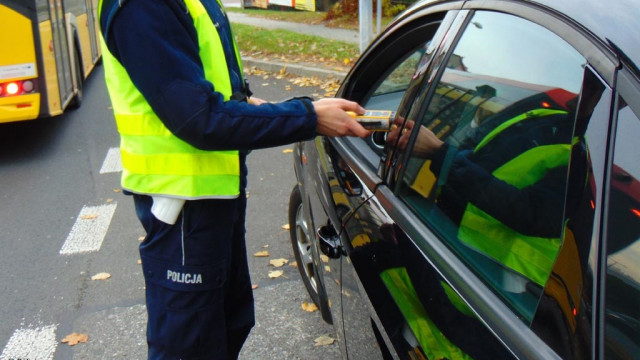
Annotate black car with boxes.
[288,0,640,359]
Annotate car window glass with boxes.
[393,10,586,324]
[529,67,609,359]
[369,48,426,106]
[605,97,640,359]
[363,46,428,155]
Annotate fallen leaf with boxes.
[324,265,331,272]
[252,284,259,290]
[80,214,98,220]
[320,255,329,263]
[61,332,89,346]
[269,258,289,267]
[254,250,270,257]
[302,301,318,312]
[290,261,298,267]
[282,148,293,154]
[314,335,335,346]
[91,272,111,281]
[106,198,114,203]
[268,270,284,279]
[138,236,145,242]
[281,224,291,230]
[262,244,270,248]
[113,188,121,193]
[137,259,142,265]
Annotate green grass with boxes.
[232,23,359,66]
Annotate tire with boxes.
[69,48,83,109]
[289,185,321,307]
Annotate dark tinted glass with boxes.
[605,97,640,359]
[394,10,585,324]
[532,67,610,360]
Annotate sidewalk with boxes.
[228,12,359,44]
[228,12,358,80]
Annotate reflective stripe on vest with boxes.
[458,109,570,287]
[99,0,242,199]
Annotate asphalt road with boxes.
[0,65,339,359]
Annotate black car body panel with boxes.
[289,1,640,359]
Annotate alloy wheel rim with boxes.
[295,203,318,293]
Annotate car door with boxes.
[327,4,464,359]
[339,3,621,360]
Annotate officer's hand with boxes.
[313,98,370,138]
[249,97,267,105]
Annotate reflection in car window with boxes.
[605,98,640,359]
[364,46,428,156]
[365,47,427,113]
[394,11,586,324]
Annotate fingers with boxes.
[248,97,267,105]
[313,98,370,138]
[316,98,366,115]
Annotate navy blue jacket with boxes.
[99,0,317,153]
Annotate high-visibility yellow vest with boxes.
[458,109,570,286]
[99,0,243,199]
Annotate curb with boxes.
[243,57,348,80]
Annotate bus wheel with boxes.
[69,50,83,109]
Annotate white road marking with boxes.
[99,147,122,174]
[0,325,57,360]
[60,203,117,255]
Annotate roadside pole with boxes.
[359,0,373,53]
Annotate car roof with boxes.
[407,0,640,76]
[532,0,640,70]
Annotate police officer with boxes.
[98,0,369,358]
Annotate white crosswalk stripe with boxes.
[60,203,118,255]
[0,325,57,360]
[99,147,122,174]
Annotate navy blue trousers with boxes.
[133,194,255,360]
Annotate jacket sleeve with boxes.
[101,0,317,151]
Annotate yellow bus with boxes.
[0,0,101,123]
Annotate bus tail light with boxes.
[22,80,34,93]
[6,82,20,95]
[0,80,37,97]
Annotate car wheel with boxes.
[289,185,321,307]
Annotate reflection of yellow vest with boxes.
[458,109,570,286]
[380,268,472,360]
[99,0,243,199]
